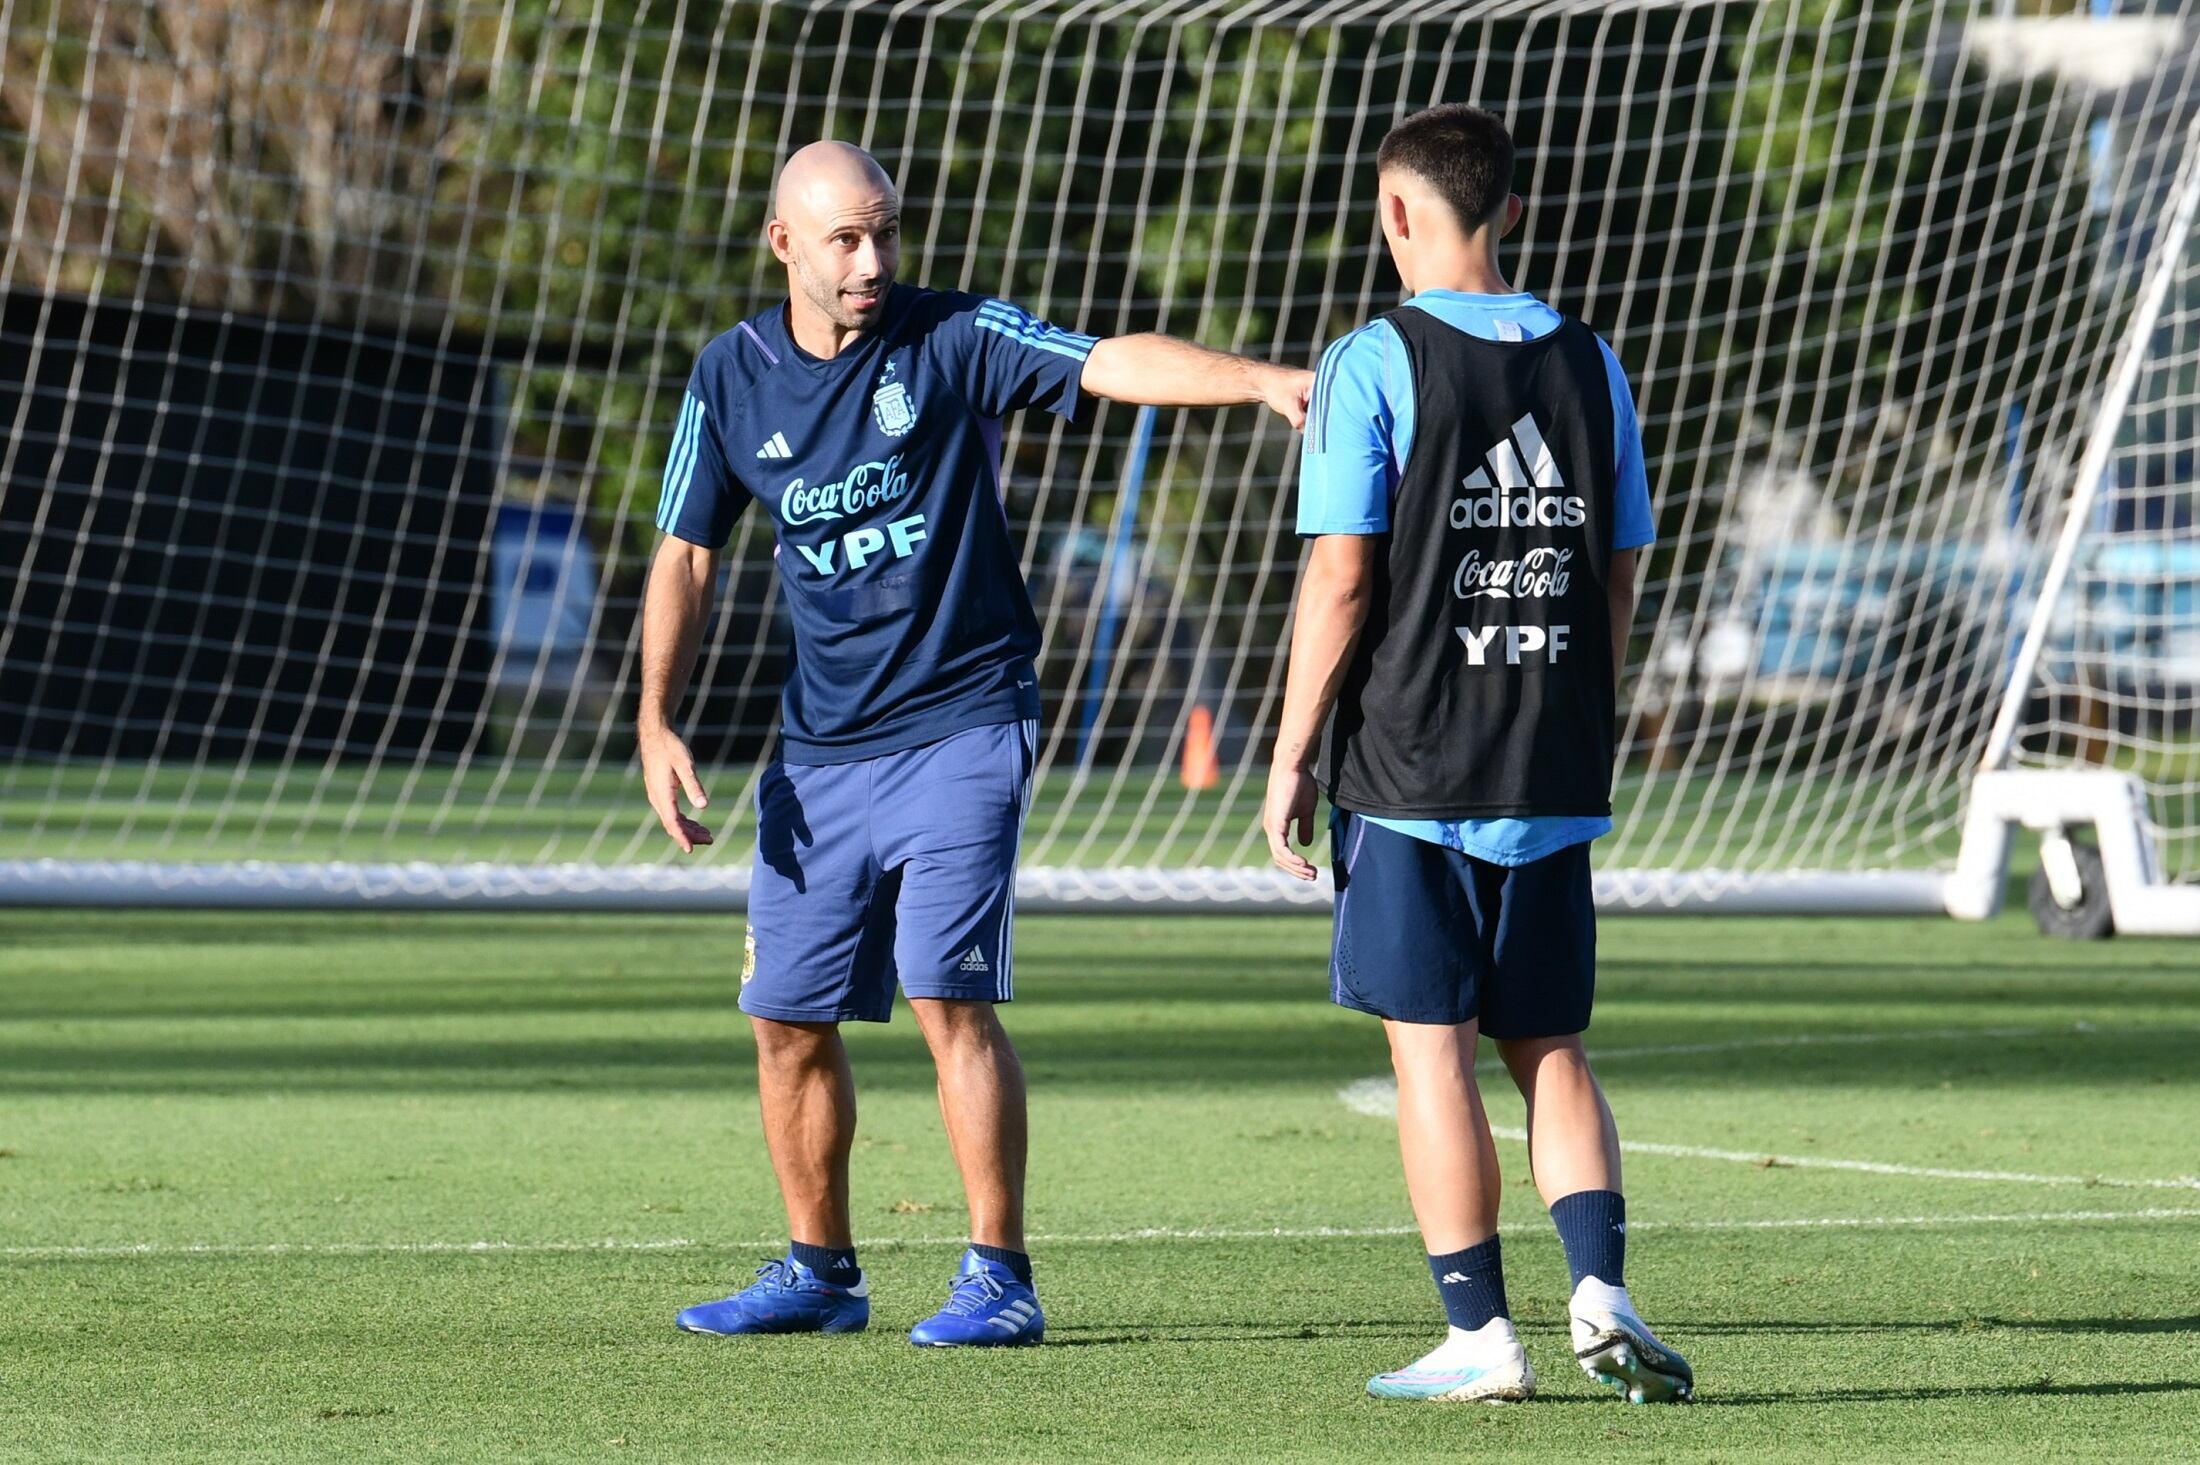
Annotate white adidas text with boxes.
[1451,484,1586,529]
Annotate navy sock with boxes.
[790,1240,861,1285]
[1549,1189,1627,1290]
[1426,1236,1509,1332]
[971,1243,1033,1285]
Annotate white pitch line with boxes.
[1544,1132,2200,1192]
[0,1238,707,1261]
[1629,1207,2200,1233]
[1337,1081,2200,1192]
[1337,1075,1408,1118]
[9,1208,2200,1262]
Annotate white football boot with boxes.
[1366,1317,1537,1403]
[1570,1278,1694,1403]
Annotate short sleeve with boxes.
[1601,340,1654,553]
[653,366,749,548]
[942,296,1096,420]
[1297,323,1398,536]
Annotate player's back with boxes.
[1317,301,1623,821]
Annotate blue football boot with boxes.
[676,1256,869,1336]
[907,1249,1044,1347]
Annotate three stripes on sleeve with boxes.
[655,391,708,534]
[973,300,1096,363]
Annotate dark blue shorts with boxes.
[740,719,1038,1024]
[1328,812,1597,1035]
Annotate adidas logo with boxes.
[756,431,793,460]
[985,1298,1038,1334]
[1440,1271,1470,1284]
[1450,413,1586,529]
[958,945,990,973]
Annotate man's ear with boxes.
[1498,194,1525,240]
[1382,189,1411,241]
[766,219,794,264]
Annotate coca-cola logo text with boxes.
[779,456,909,527]
[1454,545,1574,601]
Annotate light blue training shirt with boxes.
[1297,289,1654,866]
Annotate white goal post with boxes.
[1947,110,2200,935]
[2,1,2196,915]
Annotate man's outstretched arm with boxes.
[1081,334,1314,429]
[1263,535,1378,880]
[638,534,720,853]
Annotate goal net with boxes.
[3,0,2196,911]
[1980,97,2200,891]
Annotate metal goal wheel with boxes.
[2028,832,2114,940]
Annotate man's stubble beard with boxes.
[794,251,893,332]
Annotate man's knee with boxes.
[1494,1031,1584,1062]
[1494,1032,1595,1090]
[1384,1016,1481,1070]
[750,1015,842,1069]
[908,998,1012,1054]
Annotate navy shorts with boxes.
[1328,812,1597,1036]
[740,719,1038,1024]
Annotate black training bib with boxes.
[1317,310,1619,819]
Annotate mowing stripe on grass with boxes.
[1585,1021,2112,1063]
[10,1207,2200,1262]
[1336,1078,2200,1191]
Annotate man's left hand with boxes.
[1263,762,1321,881]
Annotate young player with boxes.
[1262,106,1693,1403]
[641,141,1311,1347]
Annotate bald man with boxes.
[641,142,1312,1347]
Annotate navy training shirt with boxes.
[654,285,1094,764]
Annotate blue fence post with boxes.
[2003,400,2029,682]
[1077,405,1158,766]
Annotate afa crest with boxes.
[872,363,915,437]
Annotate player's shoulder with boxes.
[852,285,984,356]
[1306,320,1403,455]
[897,286,1044,341]
[1578,325,1635,403]
[883,284,986,333]
[898,283,974,318]
[1313,318,1402,404]
[1319,317,1399,367]
[693,307,788,393]
[1544,308,1618,363]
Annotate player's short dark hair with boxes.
[1376,105,1516,230]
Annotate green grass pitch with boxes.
[3,908,2197,1461]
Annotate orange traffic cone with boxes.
[1180,704,1219,790]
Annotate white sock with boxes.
[1571,1276,1639,1321]
[1423,1316,1520,1364]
